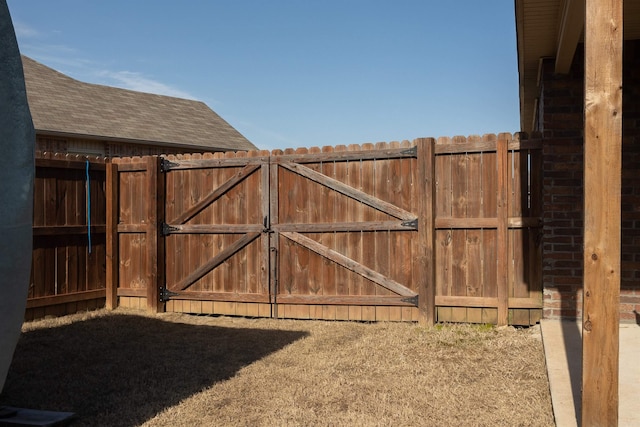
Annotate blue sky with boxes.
[7,1,520,151]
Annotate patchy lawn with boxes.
[1,309,554,426]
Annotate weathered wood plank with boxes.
[435,217,541,230]
[417,138,435,324]
[332,145,351,307]
[496,134,510,326]
[319,146,336,319]
[435,137,453,300]
[145,156,161,312]
[290,147,311,319]
[272,145,417,163]
[33,225,107,236]
[346,144,364,316]
[277,149,296,300]
[306,147,323,305]
[482,136,498,301]
[393,141,413,321]
[436,296,499,307]
[371,142,391,321]
[433,138,542,155]
[159,155,268,170]
[105,162,118,309]
[451,138,468,305]
[466,136,483,300]
[211,153,226,293]
[276,295,417,306]
[116,224,147,233]
[271,221,417,233]
[166,292,270,303]
[260,151,271,301]
[35,157,107,171]
[529,147,543,307]
[26,289,106,309]
[269,152,282,315]
[222,152,239,294]
[582,0,622,424]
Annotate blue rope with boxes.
[86,160,92,254]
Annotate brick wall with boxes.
[539,41,640,323]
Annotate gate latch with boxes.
[159,286,180,302]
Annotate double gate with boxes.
[106,135,542,325]
[107,141,430,322]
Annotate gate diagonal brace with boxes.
[159,286,180,302]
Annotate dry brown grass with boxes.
[1,309,554,426]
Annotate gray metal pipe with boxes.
[0,0,35,392]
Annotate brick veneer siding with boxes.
[539,42,640,323]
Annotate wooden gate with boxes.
[160,152,272,317]
[106,134,541,325]
[269,142,428,321]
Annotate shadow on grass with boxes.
[0,314,308,426]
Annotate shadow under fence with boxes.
[0,314,307,426]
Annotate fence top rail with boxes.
[160,156,269,171]
[271,145,417,163]
[434,138,542,155]
[36,151,107,170]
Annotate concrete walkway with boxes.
[540,320,640,427]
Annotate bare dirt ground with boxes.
[1,309,554,426]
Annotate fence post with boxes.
[105,160,119,310]
[496,134,510,326]
[145,156,164,313]
[416,138,436,325]
[269,155,280,318]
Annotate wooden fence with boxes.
[27,152,107,320]
[434,135,542,325]
[107,133,543,325]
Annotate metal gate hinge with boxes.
[159,286,180,302]
[401,146,418,157]
[401,295,418,306]
[161,223,179,236]
[160,158,179,172]
[401,218,418,229]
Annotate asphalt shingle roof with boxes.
[22,56,256,152]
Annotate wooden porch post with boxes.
[582,0,622,425]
